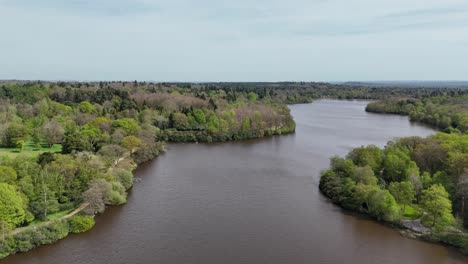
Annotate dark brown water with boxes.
[4,100,468,264]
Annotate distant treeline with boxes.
[366,96,468,133]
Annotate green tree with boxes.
[193,109,206,125]
[0,166,17,185]
[78,101,95,113]
[347,145,383,173]
[352,166,377,185]
[68,215,95,233]
[383,147,419,182]
[170,113,190,130]
[112,118,140,135]
[0,183,27,228]
[121,136,142,154]
[62,126,92,153]
[4,123,28,148]
[368,189,400,222]
[420,184,454,228]
[16,140,25,152]
[388,181,415,214]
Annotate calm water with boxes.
[4,100,468,264]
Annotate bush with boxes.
[68,215,95,234]
[111,168,134,190]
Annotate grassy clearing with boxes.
[402,204,422,220]
[0,141,62,158]
[30,209,73,225]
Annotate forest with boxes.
[366,96,468,133]
[0,81,296,258]
[320,133,468,253]
[1,80,468,258]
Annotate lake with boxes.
[4,100,468,264]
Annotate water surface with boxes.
[4,100,468,264]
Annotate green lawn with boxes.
[402,204,422,220]
[30,209,73,225]
[0,141,62,158]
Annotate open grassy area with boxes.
[402,204,422,220]
[0,141,62,158]
[30,209,73,225]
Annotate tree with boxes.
[192,109,206,125]
[43,120,64,147]
[388,181,415,214]
[16,140,25,152]
[3,123,28,148]
[98,145,128,166]
[420,184,454,228]
[121,136,142,154]
[0,220,10,243]
[456,170,468,226]
[82,179,112,215]
[112,118,140,135]
[368,189,400,222]
[0,183,27,228]
[78,101,95,113]
[347,145,383,173]
[352,166,377,185]
[0,166,17,185]
[169,113,189,130]
[62,126,92,153]
[383,147,419,182]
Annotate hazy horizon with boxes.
[1,0,467,81]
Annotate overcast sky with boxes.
[0,0,467,81]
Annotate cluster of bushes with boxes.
[0,219,69,258]
[0,215,96,258]
[320,134,468,252]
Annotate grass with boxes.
[0,141,62,158]
[402,204,422,220]
[30,209,73,225]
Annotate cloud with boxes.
[0,0,467,81]
[2,0,159,16]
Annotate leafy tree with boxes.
[0,166,17,185]
[347,145,383,173]
[170,113,190,130]
[3,123,28,148]
[62,126,92,153]
[383,147,419,182]
[420,184,454,228]
[68,215,95,233]
[192,109,206,125]
[368,189,400,222]
[98,145,128,166]
[121,136,142,154]
[352,166,377,185]
[388,181,415,214]
[16,140,25,152]
[0,183,27,228]
[113,118,140,135]
[78,101,94,113]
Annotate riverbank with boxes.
[0,120,296,260]
[319,131,468,255]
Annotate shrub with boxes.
[68,215,95,234]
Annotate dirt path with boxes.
[10,203,89,235]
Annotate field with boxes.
[0,141,62,158]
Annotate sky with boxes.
[0,0,467,82]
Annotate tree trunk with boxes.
[461,196,465,219]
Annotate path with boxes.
[10,203,89,235]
